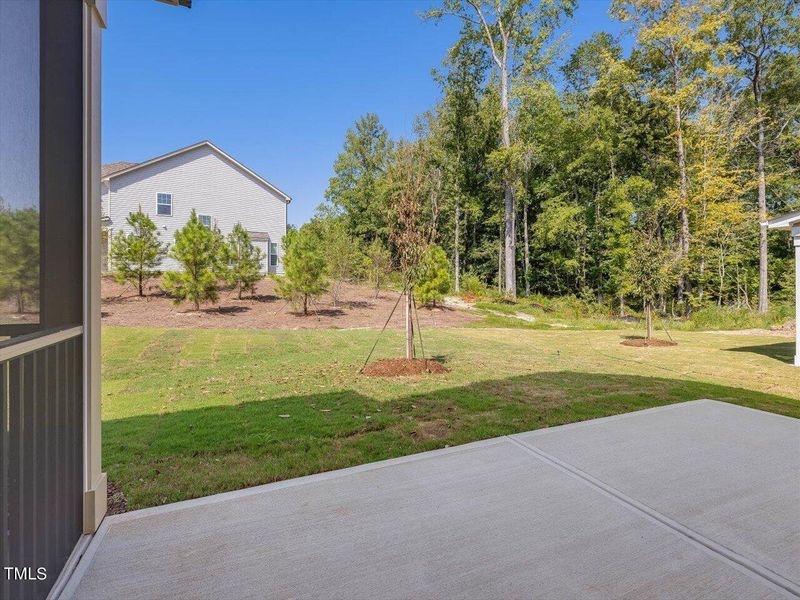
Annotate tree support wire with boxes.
[359,283,408,373]
[412,292,426,363]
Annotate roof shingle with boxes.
[101,161,137,178]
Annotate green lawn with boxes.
[103,325,799,510]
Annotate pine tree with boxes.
[162,209,220,310]
[221,223,264,299]
[109,209,168,296]
[272,226,328,315]
[416,244,451,307]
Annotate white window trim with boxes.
[156,192,172,216]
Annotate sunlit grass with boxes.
[103,325,799,510]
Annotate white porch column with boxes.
[794,226,800,367]
[83,0,108,533]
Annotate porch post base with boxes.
[83,471,108,534]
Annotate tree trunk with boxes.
[645,301,653,342]
[523,202,530,296]
[138,272,144,297]
[675,103,690,306]
[454,201,460,293]
[619,293,625,317]
[405,289,415,359]
[303,294,308,316]
[238,284,243,300]
[756,100,769,313]
[500,59,516,299]
[498,240,503,294]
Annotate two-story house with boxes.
[101,140,290,274]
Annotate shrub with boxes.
[460,273,486,298]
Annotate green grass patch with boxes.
[103,326,799,510]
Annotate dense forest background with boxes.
[319,0,799,316]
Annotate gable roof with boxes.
[767,210,800,230]
[101,140,292,204]
[101,161,138,178]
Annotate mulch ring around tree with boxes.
[107,480,128,515]
[361,358,450,377]
[621,337,678,348]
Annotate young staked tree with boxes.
[365,238,392,299]
[221,223,264,299]
[162,209,221,310]
[387,143,432,358]
[273,226,328,316]
[626,219,674,341]
[109,209,168,296]
[613,0,725,307]
[426,0,576,299]
[727,0,799,313]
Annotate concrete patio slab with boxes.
[513,400,800,587]
[62,400,800,600]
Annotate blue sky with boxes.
[103,0,622,226]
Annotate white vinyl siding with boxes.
[105,144,287,273]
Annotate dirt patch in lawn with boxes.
[107,480,128,515]
[621,337,677,347]
[101,276,479,330]
[411,419,450,441]
[361,358,450,377]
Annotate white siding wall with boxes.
[105,145,287,274]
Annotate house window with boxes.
[157,193,172,216]
[198,214,212,228]
[269,242,278,267]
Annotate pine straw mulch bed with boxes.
[361,358,450,377]
[621,337,678,347]
[107,480,129,515]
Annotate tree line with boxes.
[320,0,798,316]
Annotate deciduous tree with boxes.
[425,0,576,298]
[325,114,393,242]
[726,0,799,312]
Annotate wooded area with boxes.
[319,0,799,316]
